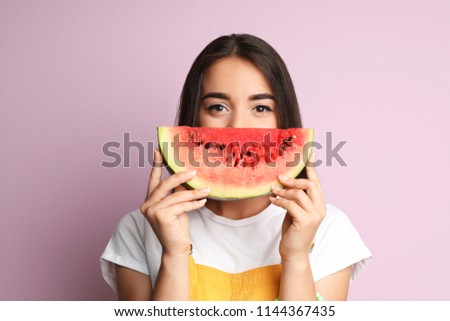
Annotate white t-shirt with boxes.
[100,203,372,292]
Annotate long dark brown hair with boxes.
[176,33,303,129]
[176,33,307,178]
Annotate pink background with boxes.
[1,0,449,300]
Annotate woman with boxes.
[100,34,371,300]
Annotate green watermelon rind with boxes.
[157,127,314,200]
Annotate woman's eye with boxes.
[254,105,272,112]
[207,104,227,112]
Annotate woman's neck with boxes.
[205,195,272,220]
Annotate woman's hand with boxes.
[270,154,327,262]
[140,149,209,256]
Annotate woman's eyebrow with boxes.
[249,93,275,101]
[201,92,230,100]
[201,92,275,101]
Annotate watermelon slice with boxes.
[157,126,314,200]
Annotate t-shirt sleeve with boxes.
[310,204,372,283]
[100,210,149,292]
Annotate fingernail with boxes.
[269,197,276,202]
[187,170,196,176]
[279,175,288,181]
[272,185,281,191]
[199,187,210,193]
[199,198,207,203]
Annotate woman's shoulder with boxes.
[315,203,367,244]
[113,209,147,238]
[117,208,145,223]
[313,203,372,282]
[321,203,354,227]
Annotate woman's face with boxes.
[198,57,278,128]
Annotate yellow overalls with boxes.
[189,255,281,301]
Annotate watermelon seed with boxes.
[204,142,223,149]
[282,137,294,145]
[278,143,288,156]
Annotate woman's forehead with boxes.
[201,57,273,96]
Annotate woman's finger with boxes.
[146,148,164,199]
[141,170,197,215]
[269,196,307,221]
[147,170,197,204]
[272,186,315,213]
[155,188,210,210]
[305,153,324,198]
[173,185,187,193]
[278,176,322,206]
[153,199,207,219]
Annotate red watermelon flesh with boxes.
[157,126,314,200]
